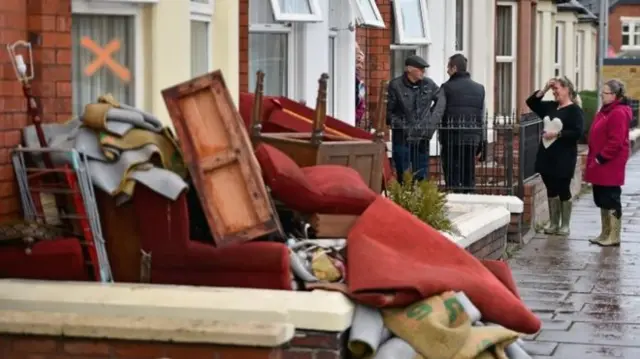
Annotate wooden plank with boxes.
[162,71,279,247]
[309,214,359,238]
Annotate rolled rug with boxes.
[348,304,387,358]
[373,337,417,359]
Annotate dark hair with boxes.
[604,79,627,100]
[448,53,467,72]
[554,76,581,106]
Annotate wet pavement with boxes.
[510,153,640,358]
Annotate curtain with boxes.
[495,62,513,116]
[249,33,288,96]
[398,0,425,39]
[191,20,209,78]
[278,0,311,14]
[496,6,512,57]
[71,14,134,116]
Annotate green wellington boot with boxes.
[589,209,611,244]
[543,197,561,235]
[595,211,622,247]
[556,200,573,236]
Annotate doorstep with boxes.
[446,193,524,213]
[442,204,511,249]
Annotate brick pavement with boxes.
[510,153,640,358]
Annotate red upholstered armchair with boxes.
[132,184,293,290]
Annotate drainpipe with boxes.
[597,0,608,109]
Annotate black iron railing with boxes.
[517,112,543,197]
[388,114,516,195]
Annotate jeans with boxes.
[392,141,429,183]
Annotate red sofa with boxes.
[132,184,292,290]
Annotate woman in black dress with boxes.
[526,77,585,236]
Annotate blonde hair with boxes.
[555,76,580,106]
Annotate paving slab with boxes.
[509,154,640,358]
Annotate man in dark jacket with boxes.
[386,55,445,183]
[440,53,486,193]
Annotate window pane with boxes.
[397,0,425,39]
[250,0,276,23]
[495,62,513,115]
[455,0,463,51]
[496,5,512,56]
[278,0,311,14]
[191,20,209,78]
[249,33,288,96]
[72,14,135,116]
[622,24,630,33]
[635,34,640,46]
[635,23,640,34]
[355,0,380,22]
[328,37,336,116]
[623,34,630,45]
[391,49,416,78]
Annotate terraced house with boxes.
[0,0,599,221]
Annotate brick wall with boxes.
[0,0,72,222]
[603,64,640,101]
[609,5,640,53]
[0,330,348,359]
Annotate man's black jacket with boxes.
[440,71,486,145]
[386,74,445,142]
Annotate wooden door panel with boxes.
[162,72,279,246]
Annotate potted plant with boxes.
[387,171,453,233]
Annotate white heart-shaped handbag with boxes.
[542,116,563,149]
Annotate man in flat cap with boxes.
[386,54,445,183]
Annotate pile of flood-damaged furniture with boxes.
[0,69,540,358]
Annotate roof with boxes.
[558,0,597,21]
[577,0,640,15]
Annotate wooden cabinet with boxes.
[162,71,280,247]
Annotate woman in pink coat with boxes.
[585,79,632,247]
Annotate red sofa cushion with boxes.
[346,196,541,334]
[255,144,376,214]
[132,184,292,290]
[0,238,90,281]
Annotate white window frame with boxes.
[249,1,296,97]
[392,0,431,45]
[621,16,640,49]
[269,0,323,22]
[190,0,214,77]
[71,0,144,110]
[350,0,385,29]
[495,1,517,115]
[554,23,563,77]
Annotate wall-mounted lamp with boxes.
[5,40,52,167]
[6,40,34,83]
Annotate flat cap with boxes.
[405,55,429,68]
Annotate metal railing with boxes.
[388,114,516,195]
[517,112,544,197]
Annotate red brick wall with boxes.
[609,4,640,53]
[0,330,348,359]
[0,0,72,222]
[237,0,393,126]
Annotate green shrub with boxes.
[579,90,598,144]
[387,171,453,233]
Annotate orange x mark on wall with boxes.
[81,36,131,83]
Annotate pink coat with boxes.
[584,100,631,186]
